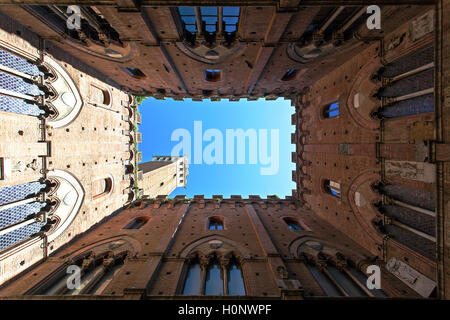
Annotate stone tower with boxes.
[138,155,188,199]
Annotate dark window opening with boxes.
[123,67,146,79]
[93,177,113,200]
[182,260,202,295]
[208,217,224,230]
[323,102,339,118]
[324,179,341,198]
[205,69,222,82]
[281,68,300,81]
[283,217,303,231]
[177,6,240,43]
[178,7,197,34]
[123,216,149,229]
[205,262,224,295]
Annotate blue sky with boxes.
[138,97,296,199]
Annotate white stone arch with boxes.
[44,55,83,128]
[46,169,84,242]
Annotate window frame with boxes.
[207,216,225,230]
[323,179,341,199]
[322,101,340,119]
[204,69,223,82]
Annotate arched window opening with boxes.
[90,84,111,106]
[222,7,240,34]
[178,7,197,34]
[33,254,125,296]
[208,217,224,230]
[205,262,224,295]
[182,260,202,295]
[205,69,222,82]
[283,217,303,231]
[122,67,146,79]
[324,179,341,198]
[200,7,218,35]
[299,242,387,298]
[123,216,148,230]
[281,68,300,81]
[92,177,113,200]
[0,181,49,251]
[327,265,367,297]
[0,48,45,117]
[181,253,245,296]
[227,261,246,295]
[346,266,387,298]
[177,6,240,44]
[323,102,340,118]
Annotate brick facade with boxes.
[0,1,447,299]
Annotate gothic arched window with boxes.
[204,262,224,295]
[0,181,50,251]
[0,48,45,117]
[178,7,197,34]
[323,102,340,118]
[181,253,245,296]
[283,217,303,231]
[227,262,246,295]
[306,264,343,296]
[208,217,224,230]
[299,242,387,298]
[177,6,240,43]
[182,262,202,295]
[28,253,126,296]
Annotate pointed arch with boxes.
[179,234,251,259]
[45,170,84,243]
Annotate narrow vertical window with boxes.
[323,102,340,118]
[222,7,240,34]
[306,264,343,297]
[327,265,367,297]
[204,263,224,295]
[347,266,387,297]
[324,179,341,198]
[227,263,246,295]
[182,263,202,295]
[178,7,197,33]
[200,7,218,34]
